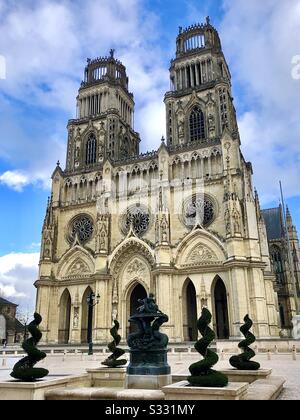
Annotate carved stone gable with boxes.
[66,258,91,278]
[126,258,146,279]
[188,244,218,265]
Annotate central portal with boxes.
[128,283,147,337]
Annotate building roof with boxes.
[0,297,18,307]
[6,317,25,333]
[262,207,284,241]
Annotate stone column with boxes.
[185,66,188,88]
[195,62,200,86]
[228,267,249,338]
[155,273,174,341]
[190,65,194,88]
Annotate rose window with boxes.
[183,195,215,228]
[69,215,94,243]
[121,205,150,237]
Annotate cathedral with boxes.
[35,19,300,344]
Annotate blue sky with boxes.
[0,0,299,311]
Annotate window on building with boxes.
[189,106,205,142]
[86,133,97,165]
[270,245,285,285]
[279,303,286,327]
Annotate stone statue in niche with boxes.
[73,307,79,328]
[155,216,159,243]
[178,120,184,137]
[233,209,241,235]
[161,215,169,243]
[75,146,80,162]
[98,141,104,162]
[100,227,108,251]
[42,230,52,259]
[208,114,216,137]
[96,215,109,253]
[224,208,231,236]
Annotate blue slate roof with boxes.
[0,297,18,307]
[262,207,284,241]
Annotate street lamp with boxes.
[87,292,100,355]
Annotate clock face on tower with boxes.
[68,215,94,244]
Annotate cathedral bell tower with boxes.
[165,17,238,148]
[66,49,140,174]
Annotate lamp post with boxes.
[87,292,100,356]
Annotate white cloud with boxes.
[220,0,300,204]
[0,252,39,312]
[0,171,29,192]
[0,0,167,190]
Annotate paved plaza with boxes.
[1,352,299,400]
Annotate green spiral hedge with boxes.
[188,308,228,387]
[229,314,260,371]
[11,313,49,381]
[101,320,127,368]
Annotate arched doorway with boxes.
[127,283,147,337]
[182,279,198,342]
[214,277,230,339]
[81,286,93,343]
[58,289,71,344]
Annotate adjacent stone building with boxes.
[35,19,300,344]
[262,206,300,336]
[0,297,24,344]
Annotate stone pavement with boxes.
[1,353,299,400]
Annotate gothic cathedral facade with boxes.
[35,20,297,344]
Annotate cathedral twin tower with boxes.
[35,19,284,344]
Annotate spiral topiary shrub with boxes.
[188,308,228,388]
[229,314,260,371]
[101,320,127,368]
[11,313,49,381]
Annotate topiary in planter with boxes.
[229,314,260,371]
[11,313,49,381]
[188,307,228,387]
[101,320,127,368]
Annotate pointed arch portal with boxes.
[183,279,198,342]
[81,286,93,343]
[58,289,71,344]
[127,283,147,337]
[214,277,230,339]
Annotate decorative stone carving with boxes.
[224,207,231,236]
[73,307,79,329]
[98,121,106,162]
[183,194,215,229]
[126,259,146,279]
[208,113,216,137]
[69,214,94,244]
[189,244,218,264]
[233,208,241,235]
[95,214,109,254]
[161,215,169,243]
[67,258,91,277]
[121,204,150,237]
[74,146,80,163]
[42,229,53,260]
